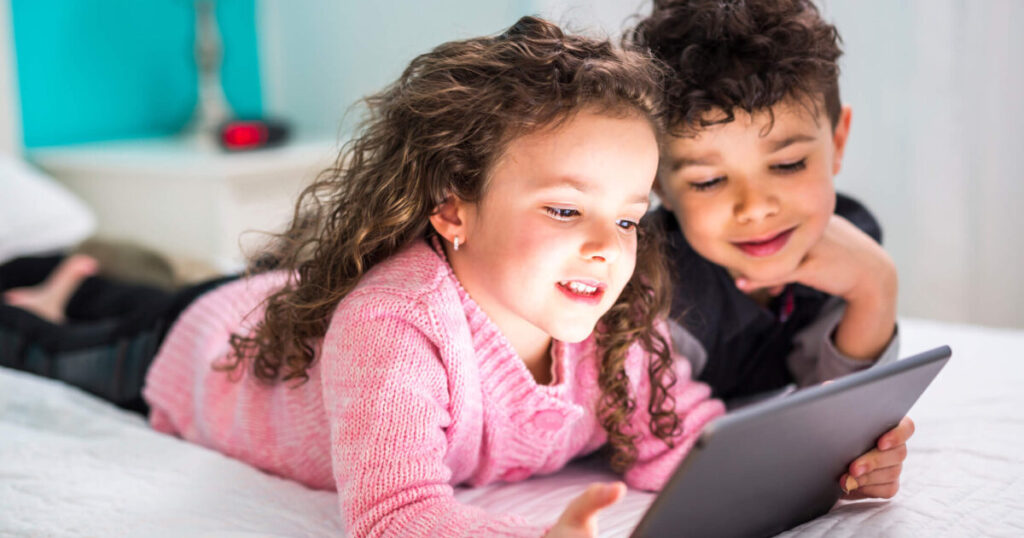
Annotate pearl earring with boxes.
[453,236,461,251]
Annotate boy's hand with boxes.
[545,482,625,538]
[839,416,915,499]
[735,215,898,360]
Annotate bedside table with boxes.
[30,137,339,271]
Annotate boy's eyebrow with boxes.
[667,154,719,171]
[764,133,817,153]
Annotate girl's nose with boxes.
[581,220,622,263]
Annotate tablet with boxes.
[631,345,952,538]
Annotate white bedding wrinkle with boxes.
[1,318,1022,537]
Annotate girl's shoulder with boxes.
[186,270,293,329]
[349,239,453,301]
[331,239,464,333]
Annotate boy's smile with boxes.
[732,226,798,257]
[657,100,851,284]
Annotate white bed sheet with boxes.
[1,318,1022,537]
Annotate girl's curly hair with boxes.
[627,0,843,135]
[223,16,681,473]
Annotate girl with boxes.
[144,16,722,537]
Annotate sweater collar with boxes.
[426,235,575,391]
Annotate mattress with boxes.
[2,317,1022,537]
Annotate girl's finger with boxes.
[558,482,626,529]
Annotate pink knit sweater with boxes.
[143,239,725,537]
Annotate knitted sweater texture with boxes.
[143,239,725,537]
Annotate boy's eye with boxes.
[617,219,638,232]
[545,207,579,220]
[772,158,807,173]
[689,176,725,192]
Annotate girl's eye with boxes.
[617,219,639,231]
[772,158,807,173]
[545,207,579,220]
[689,176,725,192]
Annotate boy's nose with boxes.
[581,220,622,263]
[733,183,780,223]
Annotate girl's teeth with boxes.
[565,282,597,294]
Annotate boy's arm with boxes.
[736,215,899,363]
[787,296,900,386]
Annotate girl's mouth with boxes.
[556,280,605,305]
[732,227,796,257]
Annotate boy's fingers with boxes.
[878,417,915,449]
[849,443,908,477]
[842,480,901,500]
[840,465,902,498]
[855,464,903,487]
[735,276,792,291]
[559,482,626,528]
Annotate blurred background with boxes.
[1,0,1021,328]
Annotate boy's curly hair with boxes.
[628,0,843,134]
[224,16,681,473]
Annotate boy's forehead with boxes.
[670,100,828,150]
[676,97,828,140]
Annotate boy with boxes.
[631,0,910,498]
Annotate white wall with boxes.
[0,0,21,156]
[532,0,647,38]
[820,0,1024,329]
[537,0,1024,329]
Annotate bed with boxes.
[2,317,1022,537]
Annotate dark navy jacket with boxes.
[652,193,896,401]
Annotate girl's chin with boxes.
[549,322,600,344]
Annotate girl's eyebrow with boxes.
[543,177,651,206]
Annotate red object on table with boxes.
[219,120,289,151]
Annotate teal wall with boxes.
[10,0,262,148]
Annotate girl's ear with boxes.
[831,105,853,176]
[428,195,471,248]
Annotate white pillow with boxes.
[0,155,95,263]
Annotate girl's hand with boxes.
[839,416,915,499]
[545,482,626,538]
[736,215,898,360]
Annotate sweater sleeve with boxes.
[622,321,727,492]
[786,296,900,386]
[320,295,548,538]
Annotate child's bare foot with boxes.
[3,254,99,322]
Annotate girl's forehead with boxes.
[482,111,659,197]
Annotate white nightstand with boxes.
[30,137,339,271]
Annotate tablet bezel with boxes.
[631,345,951,538]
